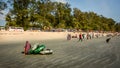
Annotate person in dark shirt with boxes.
[106,38,111,43]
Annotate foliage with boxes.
[4,0,119,31]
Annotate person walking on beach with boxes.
[79,33,83,41]
[67,34,71,40]
[82,33,85,40]
[24,41,31,55]
[87,33,89,40]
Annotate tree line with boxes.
[1,0,120,32]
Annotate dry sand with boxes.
[0,31,72,43]
[0,31,120,68]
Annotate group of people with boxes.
[67,32,102,41]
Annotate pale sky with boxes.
[54,0,120,22]
[68,0,120,22]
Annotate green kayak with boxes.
[29,44,46,54]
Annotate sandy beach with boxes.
[0,31,70,43]
[0,31,120,68]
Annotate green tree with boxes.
[5,0,117,32]
[115,23,120,32]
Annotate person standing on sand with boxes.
[79,33,83,41]
[67,34,69,40]
[82,33,85,40]
[67,34,71,40]
[24,41,31,55]
[87,33,89,40]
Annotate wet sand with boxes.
[0,36,120,68]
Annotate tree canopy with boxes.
[3,0,120,32]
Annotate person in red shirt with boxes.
[24,41,31,55]
[79,33,83,41]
